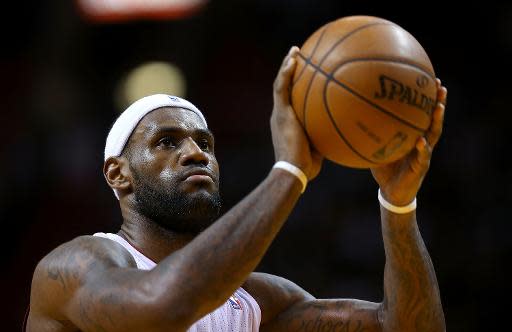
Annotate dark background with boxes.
[2,1,511,330]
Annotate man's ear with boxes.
[103,156,132,193]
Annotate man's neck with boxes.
[118,201,196,263]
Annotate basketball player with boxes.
[26,46,447,332]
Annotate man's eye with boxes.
[158,137,175,147]
[198,139,210,151]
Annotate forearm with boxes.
[380,208,445,332]
[147,168,302,323]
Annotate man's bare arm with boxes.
[374,79,447,332]
[254,80,447,332]
[379,210,444,331]
[250,210,444,332]
[256,209,442,332]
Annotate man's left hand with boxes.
[371,79,447,206]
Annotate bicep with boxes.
[262,298,382,332]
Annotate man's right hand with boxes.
[271,46,323,180]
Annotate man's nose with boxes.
[179,137,209,166]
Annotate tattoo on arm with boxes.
[264,299,380,332]
[285,307,365,332]
[47,263,67,291]
[380,209,445,331]
[79,303,105,332]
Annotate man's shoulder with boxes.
[36,235,136,275]
[244,272,314,325]
[30,235,136,317]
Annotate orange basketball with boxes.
[291,16,437,168]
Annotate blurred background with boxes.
[2,0,510,330]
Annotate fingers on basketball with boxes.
[274,47,300,102]
[415,136,432,168]
[425,81,447,148]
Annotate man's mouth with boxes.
[182,168,214,184]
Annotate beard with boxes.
[130,167,222,234]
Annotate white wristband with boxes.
[378,189,417,214]
[273,161,307,193]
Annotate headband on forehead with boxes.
[104,94,207,162]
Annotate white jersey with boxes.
[94,232,261,332]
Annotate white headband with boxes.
[104,94,207,161]
[104,94,208,199]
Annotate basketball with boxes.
[291,16,437,168]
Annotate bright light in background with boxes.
[116,61,187,111]
[76,0,209,22]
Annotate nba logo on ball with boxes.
[291,15,437,169]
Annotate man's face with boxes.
[125,107,221,234]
